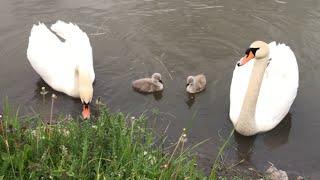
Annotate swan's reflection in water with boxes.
[262,114,292,149]
[234,114,292,163]
[152,91,163,101]
[185,93,195,108]
[31,78,85,121]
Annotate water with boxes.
[1,0,320,177]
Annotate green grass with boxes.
[0,99,259,180]
[209,129,235,179]
[0,103,206,179]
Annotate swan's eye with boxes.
[250,48,259,56]
[245,48,260,57]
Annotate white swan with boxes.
[230,41,299,136]
[27,20,95,119]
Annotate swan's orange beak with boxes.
[237,51,255,66]
[82,104,90,119]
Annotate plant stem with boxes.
[50,98,54,125]
[209,129,234,179]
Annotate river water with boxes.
[0,0,320,177]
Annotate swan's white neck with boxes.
[235,57,269,136]
[77,67,93,102]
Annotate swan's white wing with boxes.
[229,57,255,125]
[255,42,299,132]
[51,20,95,82]
[27,21,95,97]
[27,23,76,95]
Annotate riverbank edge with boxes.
[0,102,266,179]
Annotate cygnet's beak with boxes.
[186,83,189,87]
[159,80,163,84]
[82,103,91,119]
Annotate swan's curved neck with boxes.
[72,67,92,98]
[235,57,269,136]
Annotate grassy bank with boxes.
[0,99,267,180]
[0,103,207,179]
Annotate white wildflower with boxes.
[181,133,188,143]
[60,145,68,155]
[150,156,156,165]
[51,94,57,99]
[31,130,37,137]
[40,87,48,95]
[62,129,70,136]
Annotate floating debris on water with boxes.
[265,163,288,180]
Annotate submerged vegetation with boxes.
[0,102,206,179]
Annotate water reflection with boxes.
[33,79,82,120]
[185,93,195,108]
[263,113,292,149]
[152,91,163,101]
[234,113,292,162]
[234,132,256,163]
[132,90,164,101]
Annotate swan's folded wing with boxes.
[51,20,95,83]
[27,23,75,92]
[255,42,299,132]
[197,74,206,89]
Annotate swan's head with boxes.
[80,86,93,104]
[152,73,163,84]
[186,76,194,87]
[78,70,93,119]
[237,41,269,66]
[80,84,93,119]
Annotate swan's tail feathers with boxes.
[50,20,89,41]
[29,22,53,41]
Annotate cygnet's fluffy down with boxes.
[186,74,206,93]
[132,73,164,93]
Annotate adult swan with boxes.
[229,41,299,136]
[27,20,95,119]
